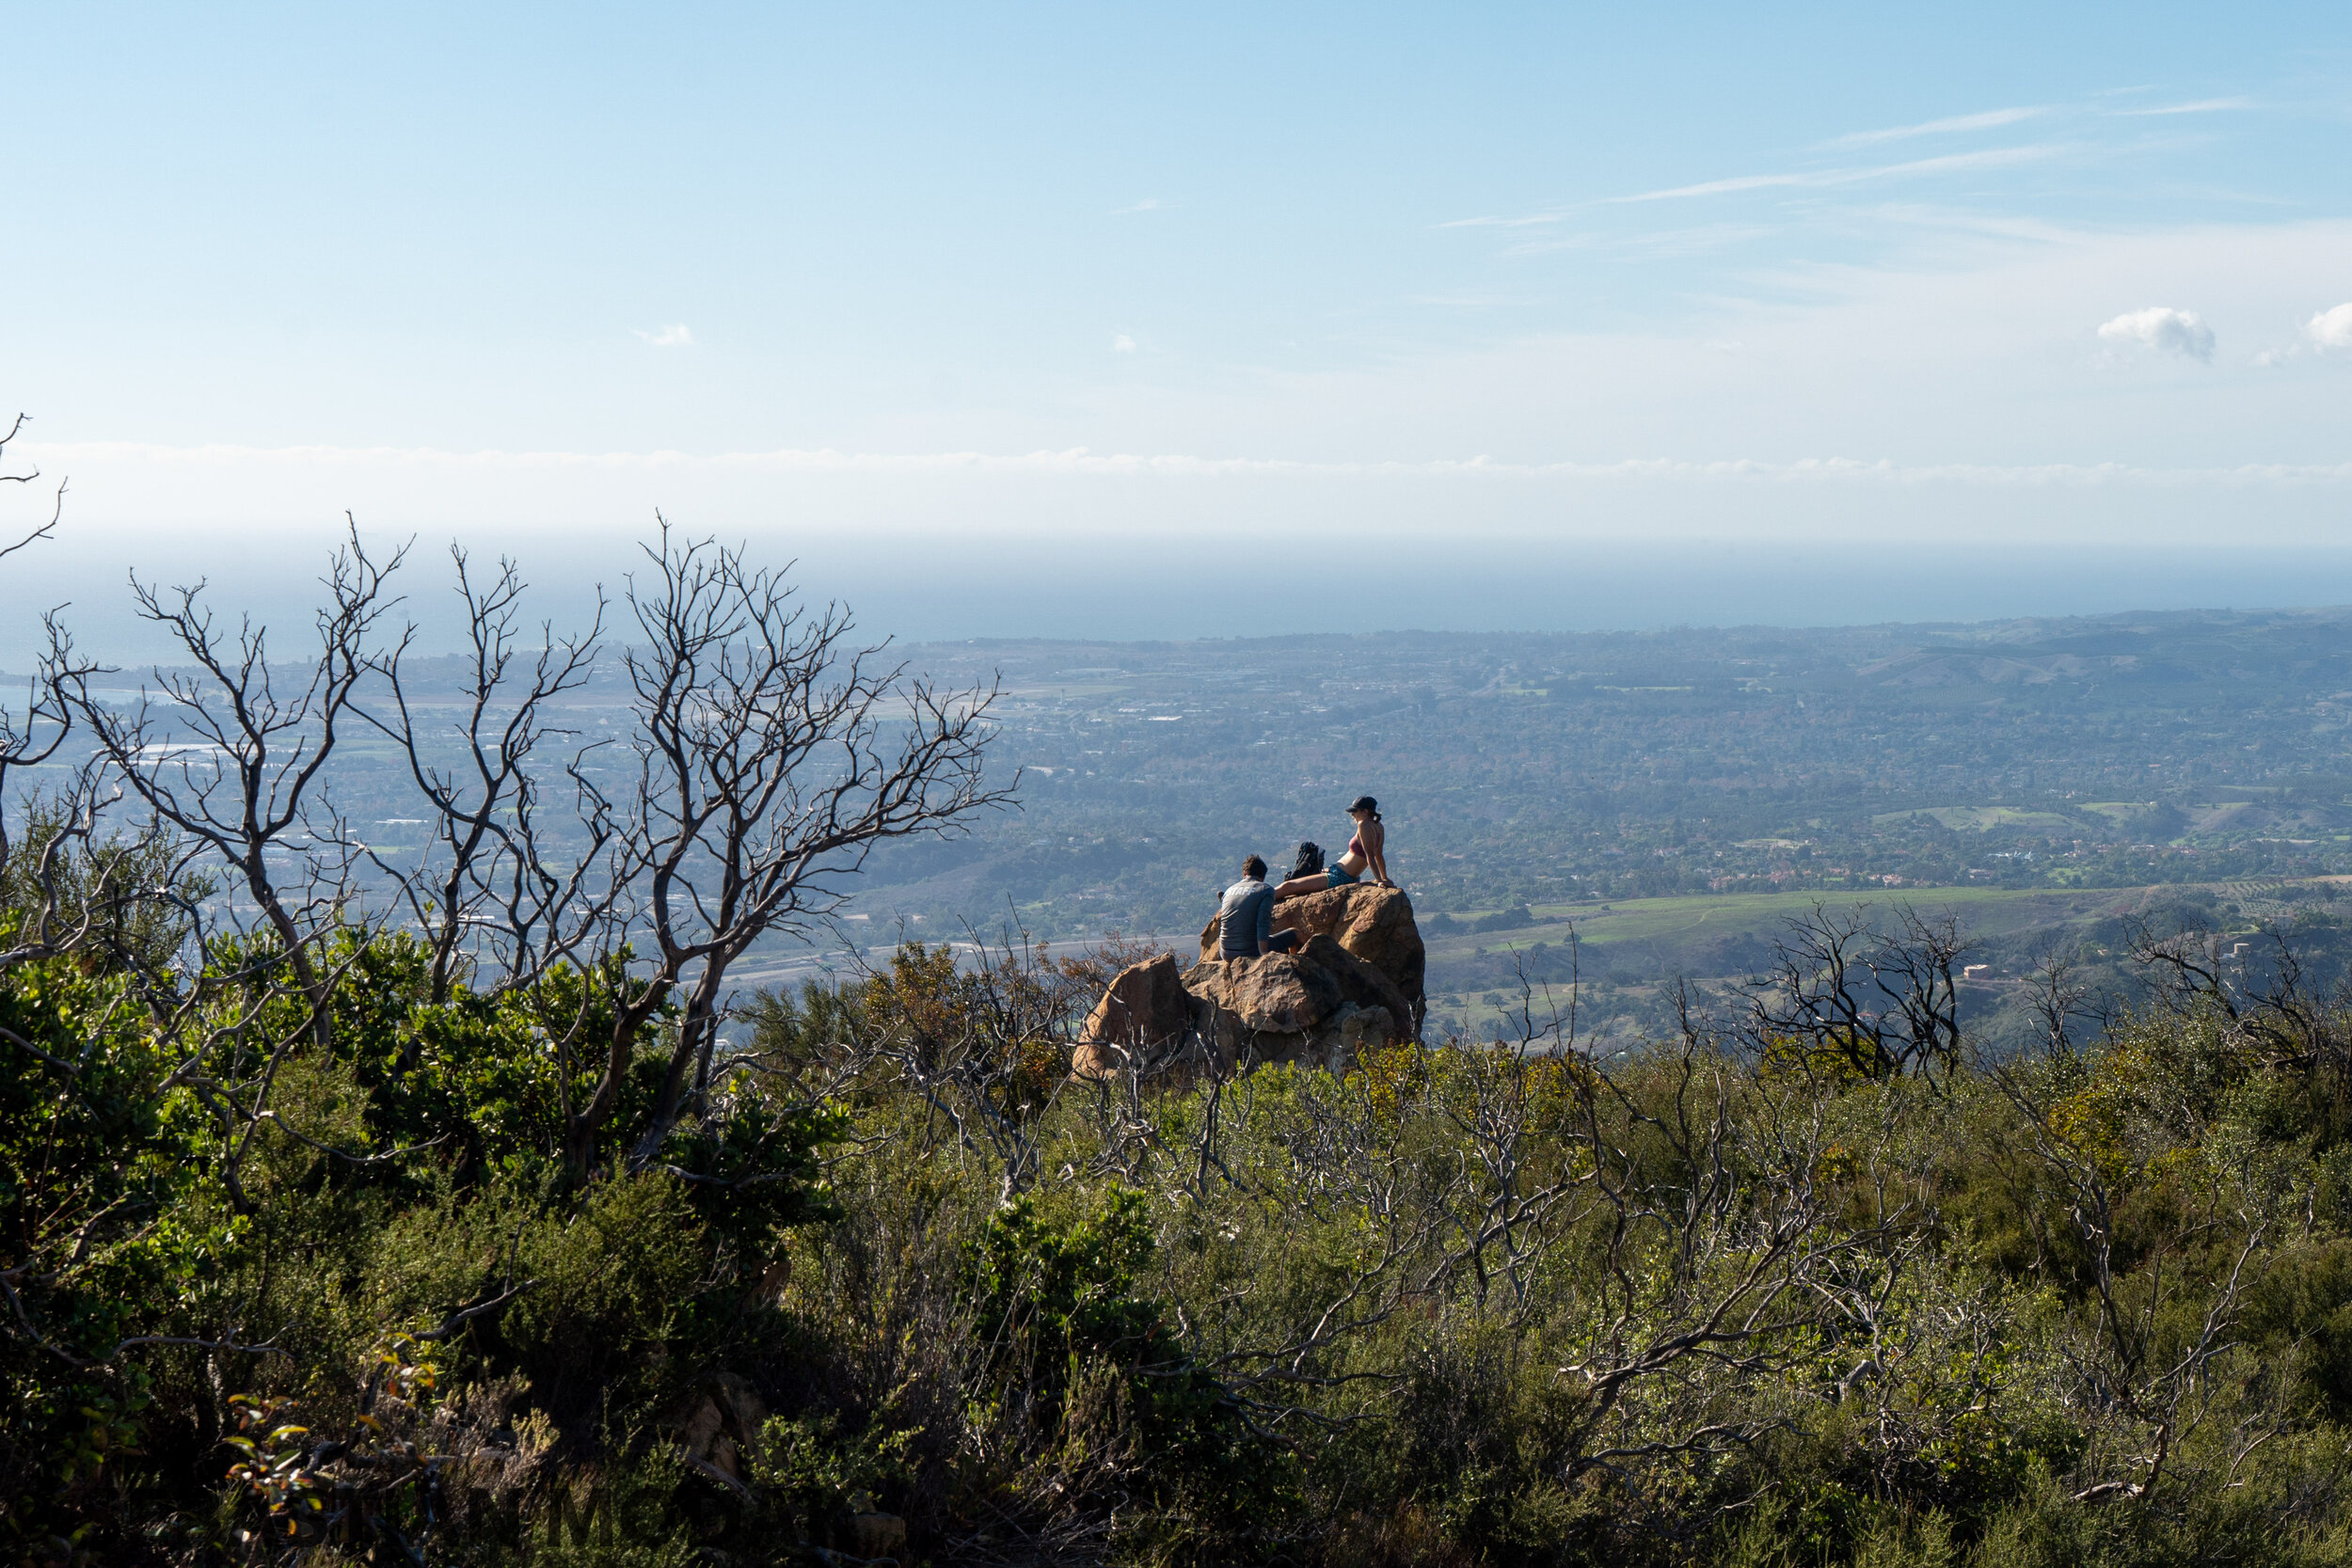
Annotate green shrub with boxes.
[24,913,2352,1565]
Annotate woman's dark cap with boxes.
[1349,796,1378,816]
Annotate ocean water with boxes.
[6,530,2352,663]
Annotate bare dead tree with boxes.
[2127,916,2350,1075]
[0,769,213,986]
[0,410,87,890]
[1743,905,1884,1076]
[2129,920,2243,1023]
[1419,947,1593,1321]
[1873,906,1968,1074]
[1742,902,1970,1081]
[0,410,66,562]
[2024,948,2096,1060]
[846,926,1095,1202]
[0,426,211,1005]
[64,520,405,1047]
[0,621,95,920]
[360,546,611,1003]
[0,428,308,1342]
[1986,1048,2266,1506]
[557,525,1013,1173]
[1548,1016,1898,1497]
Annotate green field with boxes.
[1439,881,2105,959]
[1421,876,2352,1043]
[1868,805,2086,832]
[1428,876,2352,976]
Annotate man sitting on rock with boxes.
[1216,855,1303,961]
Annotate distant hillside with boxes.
[25,607,2352,1016]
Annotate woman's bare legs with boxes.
[1273,874,1327,899]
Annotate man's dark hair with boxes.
[1244,854,1267,879]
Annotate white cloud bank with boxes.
[633,325,694,347]
[2310,304,2352,352]
[2098,306,2214,361]
[21,439,2352,559]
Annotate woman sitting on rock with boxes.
[1277,796,1393,898]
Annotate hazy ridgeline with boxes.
[15,525,2352,1565]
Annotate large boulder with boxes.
[1072,952,1211,1081]
[1199,882,1425,1032]
[1180,934,1412,1074]
[1073,928,1416,1085]
[1186,944,1344,1036]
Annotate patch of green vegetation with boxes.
[1438,882,2083,955]
[1870,805,2086,832]
[26,841,2352,1563]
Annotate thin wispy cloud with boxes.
[1438,209,1570,230]
[2098,307,2215,361]
[1613,144,2055,202]
[1437,143,2048,224]
[1822,105,2045,147]
[1499,225,1761,260]
[1111,334,1137,353]
[2114,97,2253,117]
[1112,198,1163,214]
[1618,172,1814,201]
[633,324,694,347]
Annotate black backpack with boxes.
[1289,842,1325,881]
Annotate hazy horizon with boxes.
[8,526,2352,665]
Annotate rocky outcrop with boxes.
[1186,934,1412,1041]
[1198,882,1426,1031]
[1071,953,1212,1081]
[1078,894,1425,1085]
[1184,933,1410,1072]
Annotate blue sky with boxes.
[4,3,2352,644]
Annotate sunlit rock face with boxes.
[1074,886,1424,1085]
[1268,882,1426,1030]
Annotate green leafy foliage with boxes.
[26,797,2352,1568]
